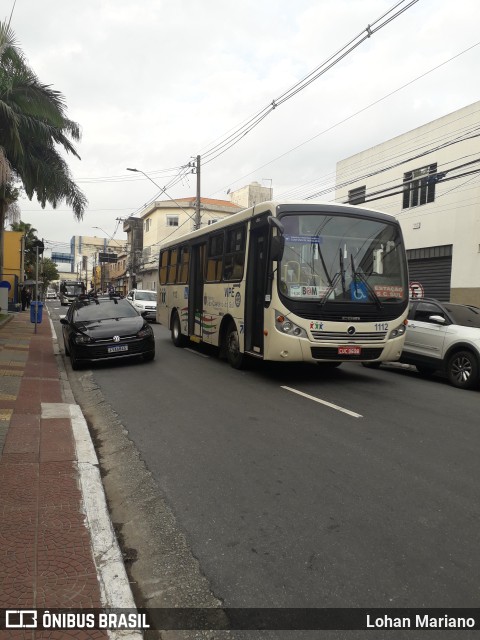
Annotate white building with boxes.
[335,101,480,306]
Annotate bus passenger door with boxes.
[245,221,269,355]
[188,242,205,339]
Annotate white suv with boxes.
[126,289,157,322]
[399,298,480,390]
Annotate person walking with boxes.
[20,287,28,311]
[25,288,32,309]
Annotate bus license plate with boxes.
[108,345,128,353]
[338,346,361,356]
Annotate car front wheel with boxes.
[447,350,479,389]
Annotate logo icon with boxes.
[113,335,121,343]
[6,610,37,629]
[347,326,356,336]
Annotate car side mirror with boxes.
[60,316,68,325]
[428,314,446,325]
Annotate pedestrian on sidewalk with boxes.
[20,286,28,311]
[26,288,32,309]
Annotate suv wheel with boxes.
[447,350,479,389]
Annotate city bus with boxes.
[157,201,409,369]
[59,280,86,306]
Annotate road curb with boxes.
[48,315,143,640]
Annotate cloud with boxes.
[7,0,480,248]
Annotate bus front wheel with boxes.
[171,311,187,347]
[226,322,245,369]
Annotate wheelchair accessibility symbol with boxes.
[350,281,368,301]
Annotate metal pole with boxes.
[195,154,201,230]
[34,245,39,334]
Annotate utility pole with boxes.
[194,154,201,230]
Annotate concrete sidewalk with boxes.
[0,309,141,638]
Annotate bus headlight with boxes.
[388,324,406,339]
[275,312,308,339]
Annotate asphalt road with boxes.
[49,300,480,634]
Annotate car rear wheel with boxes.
[447,350,479,389]
[171,310,187,347]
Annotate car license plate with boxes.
[108,345,128,353]
[338,346,361,355]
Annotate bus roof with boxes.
[158,200,400,250]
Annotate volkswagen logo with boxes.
[347,326,356,336]
[113,335,121,343]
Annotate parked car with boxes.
[396,298,480,389]
[60,294,155,370]
[126,289,157,322]
[46,288,57,299]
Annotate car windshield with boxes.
[135,291,157,301]
[73,299,140,321]
[444,303,480,328]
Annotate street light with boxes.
[126,167,198,227]
[127,167,164,193]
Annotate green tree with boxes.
[0,20,87,276]
[40,257,59,291]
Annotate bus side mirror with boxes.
[271,236,285,262]
[268,216,285,262]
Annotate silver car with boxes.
[399,298,480,390]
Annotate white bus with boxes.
[157,201,409,369]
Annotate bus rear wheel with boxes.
[171,311,187,347]
[226,322,245,369]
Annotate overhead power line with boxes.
[199,0,420,167]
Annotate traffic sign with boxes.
[409,281,424,299]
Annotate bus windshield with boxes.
[65,284,84,296]
[278,213,407,304]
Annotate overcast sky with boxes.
[6,0,480,254]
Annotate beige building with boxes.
[136,197,243,290]
[335,101,480,305]
[230,181,273,208]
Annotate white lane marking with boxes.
[281,386,363,419]
[185,348,210,358]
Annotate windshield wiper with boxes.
[318,248,348,309]
[350,254,383,309]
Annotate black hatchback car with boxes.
[60,295,155,369]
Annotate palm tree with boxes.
[0,20,87,276]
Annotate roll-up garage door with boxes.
[407,245,452,301]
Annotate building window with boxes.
[144,218,152,232]
[403,164,437,209]
[167,215,179,227]
[348,186,366,205]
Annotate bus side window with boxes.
[178,245,190,284]
[167,248,178,284]
[159,250,168,285]
[206,232,224,282]
[223,226,245,281]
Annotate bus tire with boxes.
[226,322,245,369]
[171,310,187,347]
